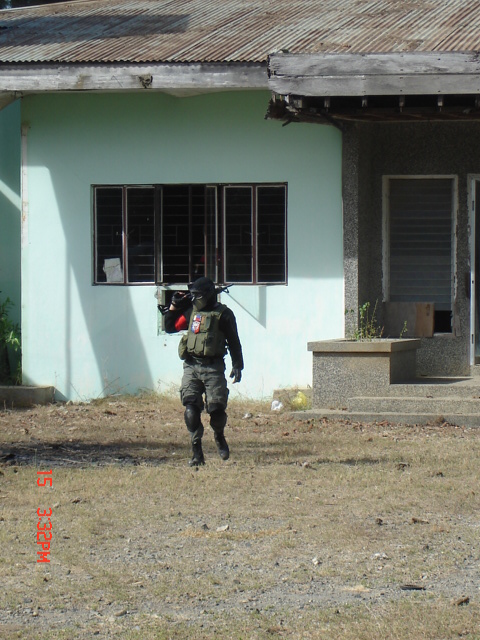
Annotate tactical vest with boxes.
[178,304,227,360]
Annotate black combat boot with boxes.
[185,404,205,466]
[189,438,205,466]
[209,408,229,461]
[214,430,229,461]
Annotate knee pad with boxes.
[209,408,227,432]
[184,404,202,433]
[182,394,203,410]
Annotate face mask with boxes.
[192,294,208,311]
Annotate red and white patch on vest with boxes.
[191,314,202,334]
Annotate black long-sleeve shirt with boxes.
[164,303,244,371]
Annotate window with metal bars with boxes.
[93,183,287,285]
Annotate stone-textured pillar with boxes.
[342,124,360,338]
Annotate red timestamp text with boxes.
[36,470,52,563]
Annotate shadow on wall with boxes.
[0,185,21,323]
[226,287,267,328]
[0,102,21,323]
[49,178,155,401]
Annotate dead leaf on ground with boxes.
[411,517,429,524]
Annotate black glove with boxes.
[229,368,242,384]
[171,291,191,309]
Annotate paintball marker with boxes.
[158,284,233,316]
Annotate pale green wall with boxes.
[0,100,21,325]
[21,91,343,401]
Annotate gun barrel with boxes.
[215,284,233,295]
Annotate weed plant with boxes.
[346,300,384,341]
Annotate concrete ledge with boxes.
[0,385,55,408]
[308,338,421,408]
[307,338,422,353]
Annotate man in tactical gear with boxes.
[164,277,244,466]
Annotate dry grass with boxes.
[0,393,479,639]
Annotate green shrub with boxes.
[0,293,21,384]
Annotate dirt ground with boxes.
[1,394,480,639]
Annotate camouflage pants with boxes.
[180,357,229,413]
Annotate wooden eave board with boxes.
[268,52,480,97]
[0,62,268,92]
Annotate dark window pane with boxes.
[257,186,286,283]
[126,188,155,283]
[191,186,206,279]
[205,187,218,281]
[162,186,190,283]
[225,187,253,282]
[95,187,123,283]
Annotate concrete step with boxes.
[0,385,55,408]
[294,408,480,428]
[347,395,480,414]
[294,376,480,428]
[389,377,480,398]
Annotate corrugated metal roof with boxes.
[1,0,480,65]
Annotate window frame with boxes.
[93,182,288,286]
[93,184,156,285]
[222,183,288,285]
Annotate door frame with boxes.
[468,174,480,365]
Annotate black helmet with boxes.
[188,277,216,310]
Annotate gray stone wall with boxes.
[343,121,480,376]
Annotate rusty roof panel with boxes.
[2,0,480,64]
